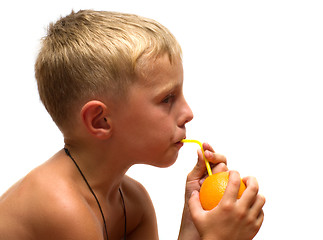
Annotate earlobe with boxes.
[81,101,112,139]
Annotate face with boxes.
[112,54,193,168]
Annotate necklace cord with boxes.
[119,188,127,240]
[64,148,109,240]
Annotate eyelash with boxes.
[162,94,175,104]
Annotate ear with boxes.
[80,100,112,140]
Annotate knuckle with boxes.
[246,178,259,193]
[258,194,266,205]
[233,177,241,187]
[253,217,264,231]
[236,208,247,220]
[220,201,234,212]
[206,151,227,164]
[251,223,261,234]
[217,163,228,172]
[215,153,227,163]
[221,155,227,164]
[229,171,241,186]
[246,214,256,225]
[258,211,265,226]
[249,184,259,194]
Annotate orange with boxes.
[199,172,246,210]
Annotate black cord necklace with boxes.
[64,148,127,240]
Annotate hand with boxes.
[179,143,228,240]
[189,171,266,240]
[185,143,228,203]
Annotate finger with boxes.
[220,170,241,206]
[187,149,207,181]
[188,190,204,222]
[255,210,265,229]
[211,162,228,174]
[204,151,228,165]
[202,142,215,152]
[239,176,259,208]
[249,194,266,219]
[203,143,227,165]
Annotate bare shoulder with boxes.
[122,175,152,203]
[0,160,103,240]
[122,175,159,239]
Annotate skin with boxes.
[179,143,266,240]
[0,54,265,240]
[0,54,193,240]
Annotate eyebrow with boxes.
[155,80,183,97]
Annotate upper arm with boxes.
[123,176,159,240]
[0,180,103,240]
[127,197,159,240]
[20,174,104,240]
[29,195,104,240]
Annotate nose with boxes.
[178,97,194,128]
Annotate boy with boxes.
[0,10,265,239]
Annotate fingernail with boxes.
[191,190,198,196]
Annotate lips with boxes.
[175,136,186,148]
[176,136,186,144]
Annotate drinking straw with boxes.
[181,139,213,176]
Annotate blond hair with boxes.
[35,10,182,128]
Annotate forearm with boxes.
[178,203,200,240]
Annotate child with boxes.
[0,10,265,239]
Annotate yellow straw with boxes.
[181,139,213,176]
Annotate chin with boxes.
[151,152,179,168]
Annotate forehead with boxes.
[136,54,183,89]
[113,54,183,112]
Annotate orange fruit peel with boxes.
[199,171,246,210]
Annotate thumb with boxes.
[187,149,207,181]
[188,190,204,222]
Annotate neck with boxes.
[64,139,131,200]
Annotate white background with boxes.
[1,1,322,239]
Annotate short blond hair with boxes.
[35,10,182,128]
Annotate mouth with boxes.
[175,137,186,148]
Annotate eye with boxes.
[162,94,175,104]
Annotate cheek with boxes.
[135,109,174,139]
[136,122,175,157]
[115,105,176,155]
[118,114,167,148]
[150,119,175,142]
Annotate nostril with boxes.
[185,111,194,124]
[178,111,193,128]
